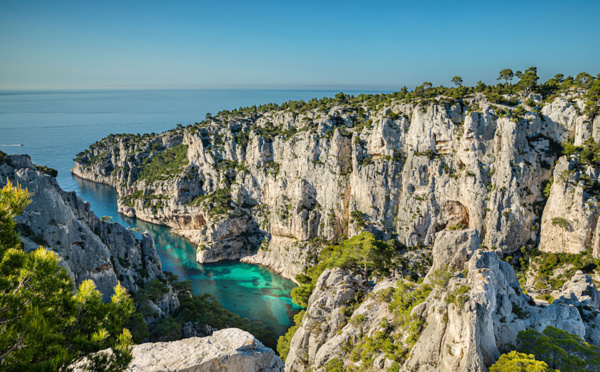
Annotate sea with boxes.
[0,88,388,336]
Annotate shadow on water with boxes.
[73,176,301,336]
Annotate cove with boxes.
[73,176,302,336]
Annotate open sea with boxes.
[0,88,387,335]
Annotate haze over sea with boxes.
[0,88,388,335]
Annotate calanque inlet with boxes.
[3,70,600,371]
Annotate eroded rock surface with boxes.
[285,230,600,372]
[127,328,284,372]
[71,93,597,280]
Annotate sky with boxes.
[0,0,599,90]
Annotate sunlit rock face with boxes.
[126,328,284,372]
[286,233,600,372]
[72,92,596,279]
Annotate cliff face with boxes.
[72,90,600,279]
[0,154,177,312]
[285,230,600,372]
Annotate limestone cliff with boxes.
[0,154,177,312]
[285,230,600,372]
[72,90,599,281]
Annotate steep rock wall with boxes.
[72,92,596,280]
[1,154,177,311]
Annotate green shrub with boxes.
[325,357,345,372]
[189,187,233,218]
[34,165,58,177]
[516,326,600,371]
[0,181,134,371]
[276,310,305,362]
[350,210,366,229]
[490,351,550,372]
[551,217,569,229]
[137,144,189,183]
[291,233,395,307]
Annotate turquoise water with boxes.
[74,177,300,335]
[0,88,387,335]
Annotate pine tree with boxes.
[0,180,134,371]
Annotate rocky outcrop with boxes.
[72,91,598,280]
[285,268,368,371]
[404,250,593,372]
[554,270,600,309]
[539,155,600,255]
[126,328,284,372]
[424,228,480,283]
[285,230,600,372]
[0,154,177,311]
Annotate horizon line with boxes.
[0,84,404,92]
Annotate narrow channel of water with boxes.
[73,176,301,335]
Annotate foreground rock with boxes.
[127,328,284,372]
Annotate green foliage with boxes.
[350,210,366,229]
[34,165,58,177]
[563,137,600,166]
[486,93,519,106]
[389,281,432,322]
[325,357,345,372]
[542,178,553,198]
[261,160,281,177]
[189,187,234,218]
[530,247,600,292]
[290,284,314,308]
[445,284,471,307]
[498,69,515,86]
[137,144,189,184]
[291,232,395,307]
[348,280,432,368]
[414,149,438,160]
[516,326,600,371]
[120,190,145,207]
[0,181,134,371]
[551,217,569,229]
[584,74,600,118]
[490,351,551,372]
[448,224,467,230]
[519,67,540,94]
[558,137,600,196]
[0,151,12,166]
[451,76,463,87]
[276,310,304,362]
[153,316,181,342]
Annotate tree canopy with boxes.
[498,69,515,86]
[490,351,551,372]
[451,76,463,87]
[514,326,600,372]
[0,180,134,371]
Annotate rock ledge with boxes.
[127,328,284,372]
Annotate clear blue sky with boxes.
[1,0,598,90]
